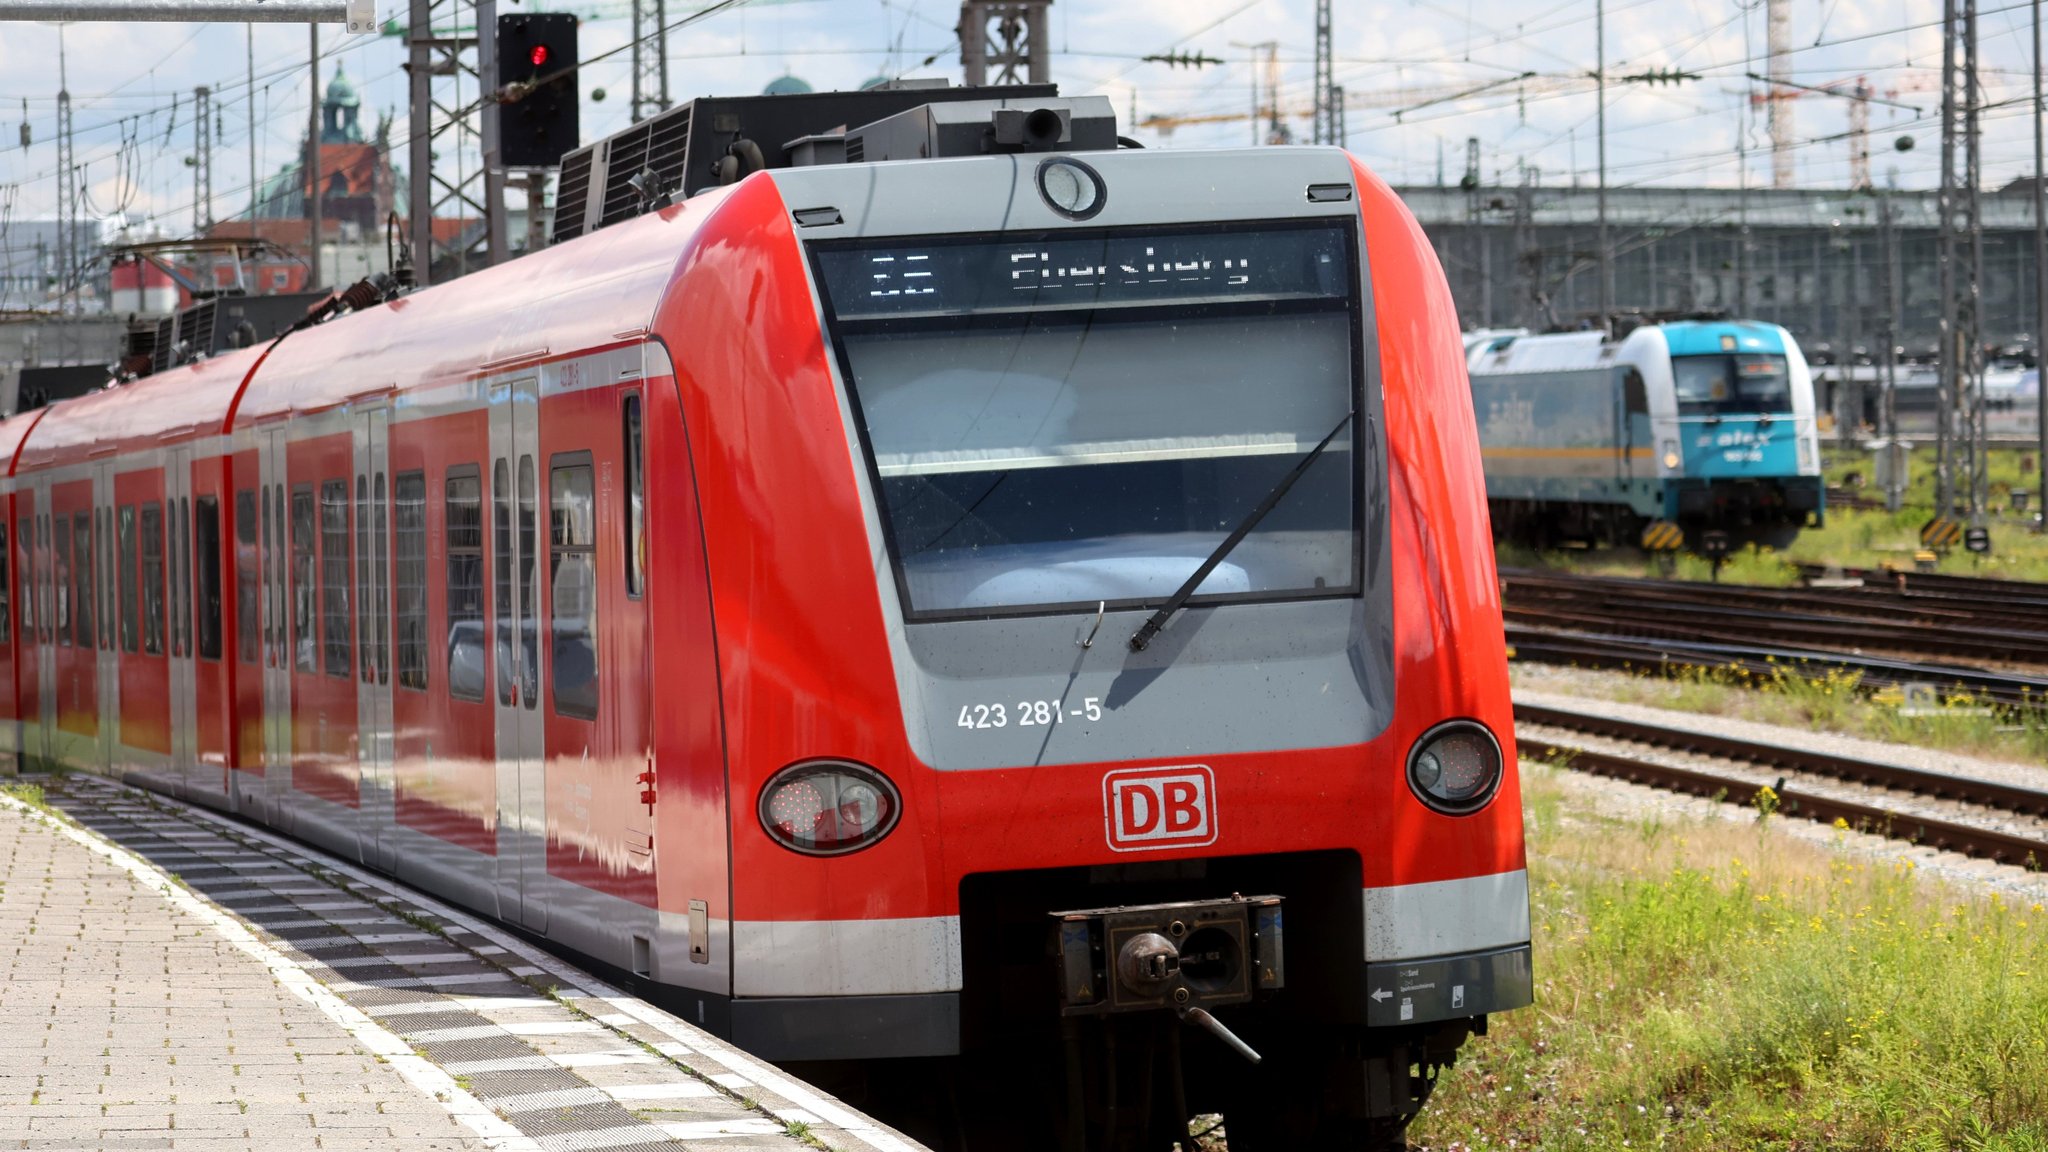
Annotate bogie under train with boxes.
[0,89,1527,1150]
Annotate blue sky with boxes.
[0,0,2040,231]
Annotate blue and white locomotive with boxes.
[1465,319,1825,548]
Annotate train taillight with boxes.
[1407,721,1504,815]
[758,760,902,856]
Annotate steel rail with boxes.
[1503,624,2048,709]
[1523,737,2048,869]
[1515,701,2048,815]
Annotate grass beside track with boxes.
[1409,761,2048,1151]
[1498,447,2048,583]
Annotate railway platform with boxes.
[0,773,925,1152]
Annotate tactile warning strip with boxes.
[29,775,926,1152]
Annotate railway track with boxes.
[1516,700,2048,869]
[1501,568,2048,666]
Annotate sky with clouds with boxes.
[0,0,2042,232]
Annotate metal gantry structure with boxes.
[1311,0,1335,146]
[632,0,670,122]
[960,0,1051,86]
[54,39,77,313]
[406,0,507,286]
[192,85,214,233]
[1936,0,1989,524]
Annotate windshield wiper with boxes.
[1129,410,1355,652]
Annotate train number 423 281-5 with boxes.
[957,698,1103,730]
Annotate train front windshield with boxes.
[1673,353,1792,416]
[813,221,1361,620]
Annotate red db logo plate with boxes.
[1103,766,1217,852]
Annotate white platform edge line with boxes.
[156,784,927,1152]
[0,789,541,1152]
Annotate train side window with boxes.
[97,510,110,650]
[1622,368,1648,415]
[167,499,182,658]
[118,506,138,653]
[518,455,538,712]
[622,393,644,598]
[493,460,513,706]
[291,486,316,674]
[444,468,485,701]
[52,514,71,646]
[196,496,222,661]
[73,510,92,650]
[320,479,351,678]
[15,518,29,638]
[37,515,49,644]
[374,471,388,686]
[0,523,10,640]
[394,472,427,691]
[140,503,164,656]
[356,475,372,683]
[548,453,598,721]
[237,490,258,664]
[178,495,192,658]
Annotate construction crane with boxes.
[1748,72,1937,189]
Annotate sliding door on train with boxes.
[165,446,203,790]
[354,406,397,872]
[489,376,547,933]
[28,484,52,768]
[260,426,294,820]
[93,463,116,773]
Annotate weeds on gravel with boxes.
[1412,762,2048,1150]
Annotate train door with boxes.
[261,427,294,818]
[165,447,202,787]
[490,377,546,931]
[94,464,116,772]
[353,408,396,870]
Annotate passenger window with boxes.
[320,479,351,678]
[518,455,538,712]
[549,453,598,721]
[118,505,137,653]
[357,476,372,683]
[374,472,388,686]
[52,514,71,646]
[140,503,164,656]
[178,496,192,658]
[493,459,513,706]
[291,487,316,674]
[236,490,258,664]
[394,471,427,691]
[37,515,49,644]
[197,497,222,661]
[97,510,110,650]
[15,519,28,637]
[72,511,92,650]
[444,468,485,701]
[623,394,645,598]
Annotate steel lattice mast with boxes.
[1936,0,1988,523]
[1312,0,1334,145]
[631,0,668,122]
[406,0,506,285]
[193,85,214,233]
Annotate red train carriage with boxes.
[3,91,1529,1151]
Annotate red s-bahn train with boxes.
[0,90,1528,1150]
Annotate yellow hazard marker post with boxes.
[1639,520,1685,552]
[1920,517,1964,551]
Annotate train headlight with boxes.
[1037,156,1107,220]
[1661,439,1681,471]
[759,760,902,856]
[1406,721,1503,815]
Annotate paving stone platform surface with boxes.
[0,774,924,1152]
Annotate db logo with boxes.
[1103,766,1217,852]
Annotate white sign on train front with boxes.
[1103,766,1217,852]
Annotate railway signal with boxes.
[495,12,580,169]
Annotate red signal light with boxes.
[530,44,549,67]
